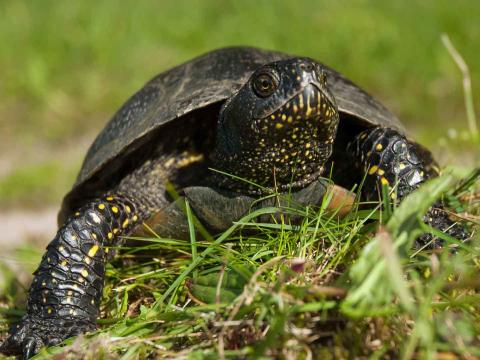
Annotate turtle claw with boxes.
[1,324,24,356]
[23,337,43,360]
[1,317,44,359]
[1,315,94,359]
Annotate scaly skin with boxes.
[0,194,144,358]
[348,127,468,247]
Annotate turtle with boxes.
[1,46,467,358]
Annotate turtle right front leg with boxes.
[0,194,143,359]
[347,127,469,247]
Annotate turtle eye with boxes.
[252,70,279,97]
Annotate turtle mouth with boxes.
[257,84,336,125]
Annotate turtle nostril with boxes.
[299,63,314,73]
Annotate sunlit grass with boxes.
[1,170,478,359]
[0,160,79,208]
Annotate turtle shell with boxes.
[59,46,404,223]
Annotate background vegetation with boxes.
[0,1,478,359]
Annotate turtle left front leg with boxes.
[347,127,469,247]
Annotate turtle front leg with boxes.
[347,127,468,247]
[0,194,142,359]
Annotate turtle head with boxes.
[214,58,339,191]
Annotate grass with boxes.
[0,170,479,359]
[0,159,80,208]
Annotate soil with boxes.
[0,208,57,250]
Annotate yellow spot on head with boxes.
[122,219,129,228]
[81,269,89,278]
[292,134,297,139]
[98,204,105,210]
[368,165,378,175]
[113,228,119,234]
[61,260,68,267]
[270,114,275,120]
[305,143,311,148]
[108,232,113,240]
[106,196,114,201]
[125,205,131,214]
[375,143,383,151]
[306,105,313,117]
[88,245,99,257]
[111,206,119,214]
[281,114,287,121]
[287,116,293,123]
[165,157,176,168]
[132,215,138,222]
[391,192,397,200]
[177,153,204,167]
[380,177,389,186]
[275,123,283,129]
[377,168,385,176]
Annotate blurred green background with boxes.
[0,0,478,209]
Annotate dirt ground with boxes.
[0,207,57,250]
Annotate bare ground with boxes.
[0,207,57,250]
